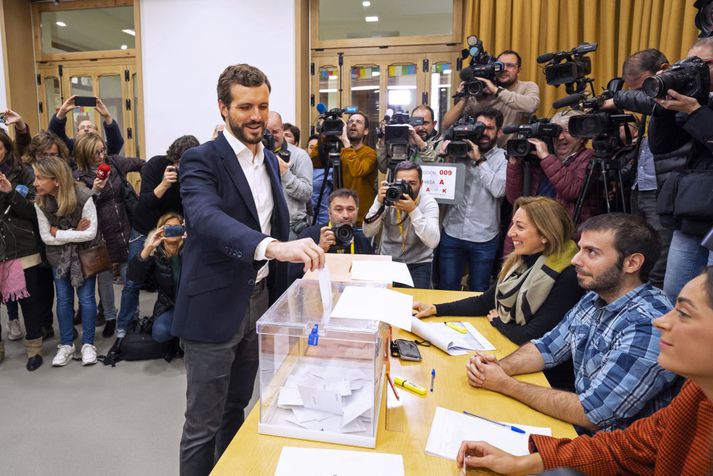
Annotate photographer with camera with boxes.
[362,161,439,289]
[439,108,507,291]
[376,105,443,173]
[442,50,540,147]
[290,188,374,283]
[266,111,313,239]
[310,111,377,225]
[599,49,674,289]
[648,37,713,302]
[506,110,598,224]
[49,95,125,156]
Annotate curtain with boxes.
[463,0,700,117]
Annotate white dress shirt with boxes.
[222,127,275,282]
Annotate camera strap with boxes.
[395,196,420,256]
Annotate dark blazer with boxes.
[172,132,289,343]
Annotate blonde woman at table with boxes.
[413,197,583,387]
[457,268,713,475]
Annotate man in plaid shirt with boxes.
[467,214,682,432]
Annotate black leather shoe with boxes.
[26,355,43,371]
[102,319,116,338]
[41,326,55,341]
[103,337,124,367]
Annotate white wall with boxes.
[140,0,296,158]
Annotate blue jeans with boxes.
[663,230,713,302]
[117,229,146,337]
[152,309,175,343]
[53,271,96,345]
[407,262,432,289]
[438,232,499,292]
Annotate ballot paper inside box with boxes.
[257,279,389,448]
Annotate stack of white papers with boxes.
[330,286,413,331]
[274,363,374,434]
[274,447,404,476]
[410,317,495,355]
[425,407,551,459]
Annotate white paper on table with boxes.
[330,286,413,331]
[298,385,344,415]
[351,260,414,287]
[274,446,405,476]
[318,266,333,316]
[425,407,551,460]
[410,317,495,356]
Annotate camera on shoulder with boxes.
[442,116,485,160]
[505,118,561,158]
[459,35,503,98]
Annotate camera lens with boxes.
[386,186,402,202]
[642,75,668,99]
[332,224,354,245]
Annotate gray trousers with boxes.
[179,280,268,476]
[631,189,672,289]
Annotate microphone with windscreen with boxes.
[96,163,111,180]
[552,93,585,110]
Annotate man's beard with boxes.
[228,116,264,145]
[347,131,363,145]
[478,136,496,153]
[497,75,516,88]
[579,263,624,296]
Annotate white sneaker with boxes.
[52,344,76,367]
[81,344,97,366]
[7,319,24,341]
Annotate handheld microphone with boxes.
[96,163,111,180]
[552,93,584,110]
[315,103,328,115]
[1,184,29,219]
[383,108,394,123]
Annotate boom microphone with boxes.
[552,93,584,109]
[537,52,556,64]
[502,124,522,134]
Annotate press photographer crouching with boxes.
[648,36,713,302]
[376,105,443,174]
[506,110,598,226]
[125,213,185,350]
[290,189,373,283]
[363,161,440,289]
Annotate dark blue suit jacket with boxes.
[172,132,289,343]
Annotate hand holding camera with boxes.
[526,138,550,160]
[163,165,178,186]
[141,227,166,260]
[318,226,336,251]
[464,139,482,162]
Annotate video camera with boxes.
[504,118,562,158]
[442,116,485,159]
[331,223,354,246]
[538,43,597,94]
[316,104,359,139]
[384,179,413,207]
[459,35,504,97]
[642,56,711,103]
[382,111,424,145]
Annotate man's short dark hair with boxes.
[349,111,370,131]
[623,49,669,80]
[411,105,435,123]
[394,160,422,181]
[476,108,504,129]
[167,135,200,163]
[217,64,271,109]
[497,50,522,66]
[328,188,359,207]
[580,213,661,283]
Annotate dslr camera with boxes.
[538,43,597,94]
[505,118,562,158]
[384,179,413,207]
[459,35,504,97]
[442,116,485,159]
[642,56,711,102]
[331,223,354,246]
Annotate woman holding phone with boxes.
[73,132,143,338]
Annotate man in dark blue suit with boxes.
[173,64,325,475]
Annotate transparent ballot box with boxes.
[256,279,389,448]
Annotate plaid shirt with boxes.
[532,283,681,431]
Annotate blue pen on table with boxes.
[430,368,436,392]
[462,411,526,434]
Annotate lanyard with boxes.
[394,195,418,256]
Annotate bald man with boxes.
[266,111,314,239]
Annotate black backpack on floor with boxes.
[101,316,179,366]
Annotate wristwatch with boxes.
[495,86,504,97]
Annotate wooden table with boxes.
[213,289,577,475]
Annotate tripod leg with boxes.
[600,166,611,214]
[573,161,596,226]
